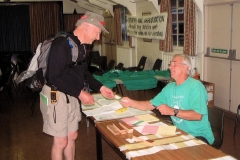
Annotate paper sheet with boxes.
[133,122,169,135]
[157,126,176,135]
[135,114,159,123]
[142,125,159,134]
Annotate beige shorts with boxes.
[40,85,81,137]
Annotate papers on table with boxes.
[209,156,237,160]
[141,125,176,135]
[82,94,152,122]
[133,121,177,136]
[135,114,159,123]
[83,101,122,117]
[125,139,205,160]
[91,107,152,122]
[81,94,117,111]
[120,135,195,151]
[121,114,159,126]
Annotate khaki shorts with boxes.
[40,85,81,137]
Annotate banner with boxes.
[127,13,168,40]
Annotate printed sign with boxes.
[211,48,228,54]
[127,13,168,40]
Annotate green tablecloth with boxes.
[93,70,170,90]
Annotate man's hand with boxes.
[100,86,114,99]
[157,104,174,115]
[78,90,94,105]
[119,97,132,107]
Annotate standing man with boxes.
[40,12,114,160]
[120,54,214,145]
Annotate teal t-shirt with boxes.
[150,77,214,144]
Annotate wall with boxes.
[117,46,133,68]
[204,1,240,113]
[101,13,116,64]
[134,1,163,70]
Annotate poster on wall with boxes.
[126,12,168,40]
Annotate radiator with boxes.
[161,53,196,72]
[162,53,174,70]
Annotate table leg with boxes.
[96,128,103,160]
[86,117,89,128]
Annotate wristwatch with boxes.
[174,109,179,116]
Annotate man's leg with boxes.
[63,131,78,160]
[52,136,68,160]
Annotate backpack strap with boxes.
[55,32,79,63]
[67,37,78,62]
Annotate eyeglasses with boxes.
[169,61,185,67]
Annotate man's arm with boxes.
[157,104,202,120]
[120,97,155,111]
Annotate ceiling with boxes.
[68,0,160,16]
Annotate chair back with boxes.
[116,63,124,70]
[208,107,224,149]
[106,60,115,71]
[152,59,162,71]
[136,56,147,71]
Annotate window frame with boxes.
[121,7,129,42]
[171,0,184,50]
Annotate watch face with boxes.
[174,109,179,116]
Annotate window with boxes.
[171,0,184,47]
[121,7,129,41]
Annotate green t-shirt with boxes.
[150,77,214,144]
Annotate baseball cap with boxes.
[75,11,109,34]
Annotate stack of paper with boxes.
[141,125,176,135]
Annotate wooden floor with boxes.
[1,84,240,160]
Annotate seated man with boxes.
[120,54,214,145]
